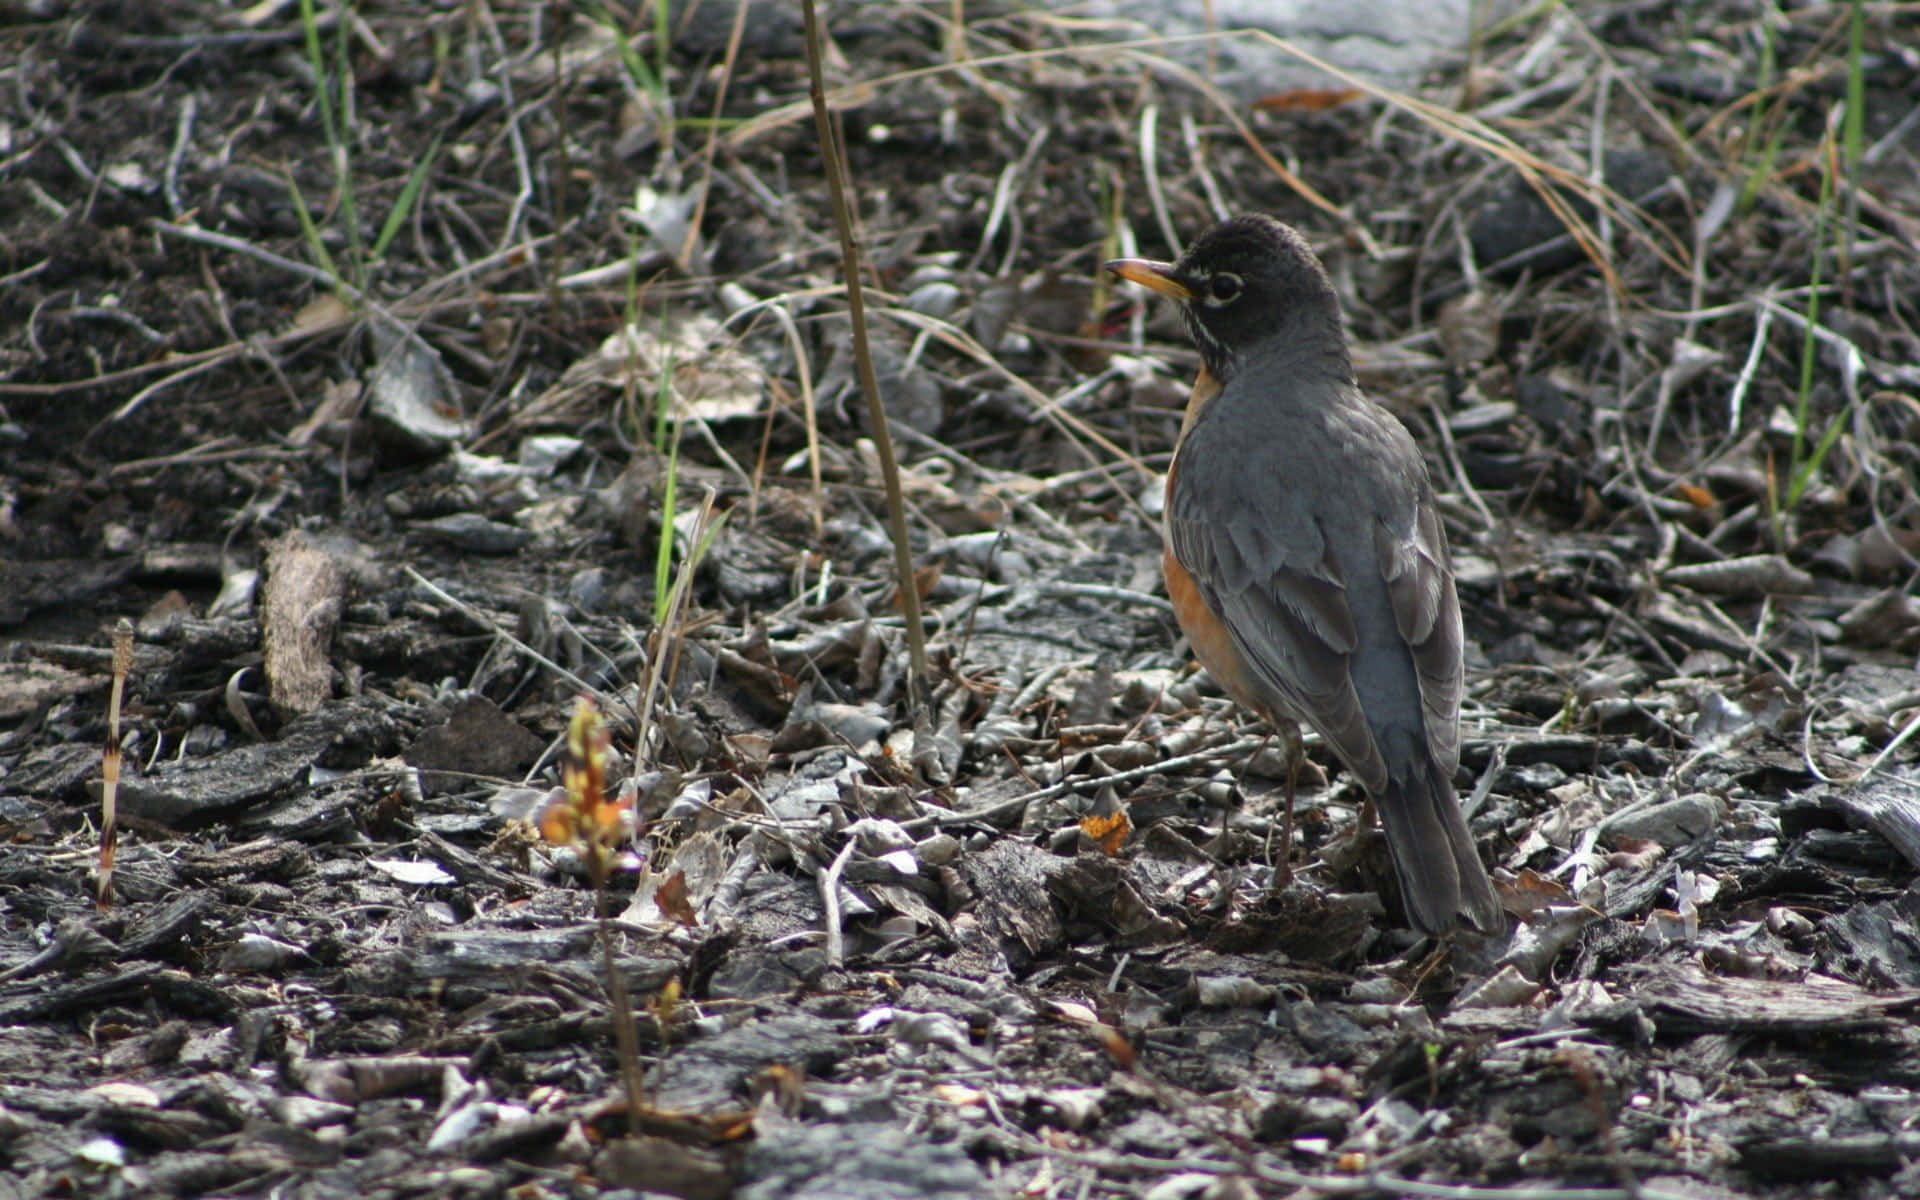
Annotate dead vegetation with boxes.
[3,1,1920,1196]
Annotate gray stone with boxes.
[1604,793,1721,847]
[1088,0,1510,100]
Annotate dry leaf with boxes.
[1605,836,1664,873]
[1252,87,1364,112]
[1503,868,1574,922]
[655,869,698,929]
[1674,482,1718,510]
[1045,998,1134,1067]
[1079,810,1132,856]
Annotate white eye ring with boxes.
[1203,272,1243,307]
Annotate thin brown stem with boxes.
[798,0,930,706]
[594,860,648,1135]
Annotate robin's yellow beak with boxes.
[1104,258,1194,303]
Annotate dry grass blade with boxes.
[1232,29,1691,284]
[771,314,825,538]
[1114,44,1346,224]
[684,0,751,264]
[722,34,1198,148]
[400,566,625,720]
[875,304,1155,523]
[725,21,1689,292]
[634,491,725,764]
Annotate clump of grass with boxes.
[290,0,442,303]
[586,0,676,143]
[1768,0,1868,543]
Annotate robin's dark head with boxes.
[1105,215,1347,383]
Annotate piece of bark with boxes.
[1813,779,1920,872]
[403,696,545,795]
[118,701,390,825]
[261,531,347,718]
[1635,961,1920,1032]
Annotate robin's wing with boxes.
[1374,499,1463,776]
[1166,435,1390,794]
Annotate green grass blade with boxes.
[653,0,670,103]
[372,132,442,261]
[588,1,662,97]
[1783,128,1839,512]
[298,0,337,148]
[1736,24,1781,213]
[650,329,682,627]
[1843,0,1865,170]
[283,170,347,301]
[1789,403,1852,511]
[332,4,363,288]
[653,422,682,628]
[1841,0,1865,269]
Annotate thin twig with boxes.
[820,836,857,966]
[800,0,931,703]
[907,735,1268,831]
[401,566,625,717]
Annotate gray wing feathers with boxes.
[1168,478,1387,794]
[1167,390,1460,798]
[1166,369,1495,933]
[1375,506,1463,776]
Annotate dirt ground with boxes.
[4,1,1920,1197]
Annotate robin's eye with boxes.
[1206,272,1243,305]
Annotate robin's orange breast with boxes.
[1162,366,1272,722]
[1163,540,1270,720]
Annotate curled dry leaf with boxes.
[542,317,766,427]
[653,869,699,929]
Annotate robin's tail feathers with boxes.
[1376,763,1504,936]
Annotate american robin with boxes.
[1107,215,1504,936]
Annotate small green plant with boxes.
[291,0,442,302]
[1764,1,1866,543]
[587,0,675,142]
[539,697,649,1131]
[1768,121,1853,544]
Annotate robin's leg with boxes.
[1265,720,1303,888]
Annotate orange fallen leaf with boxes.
[1252,87,1364,112]
[1674,482,1718,509]
[1079,810,1132,856]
